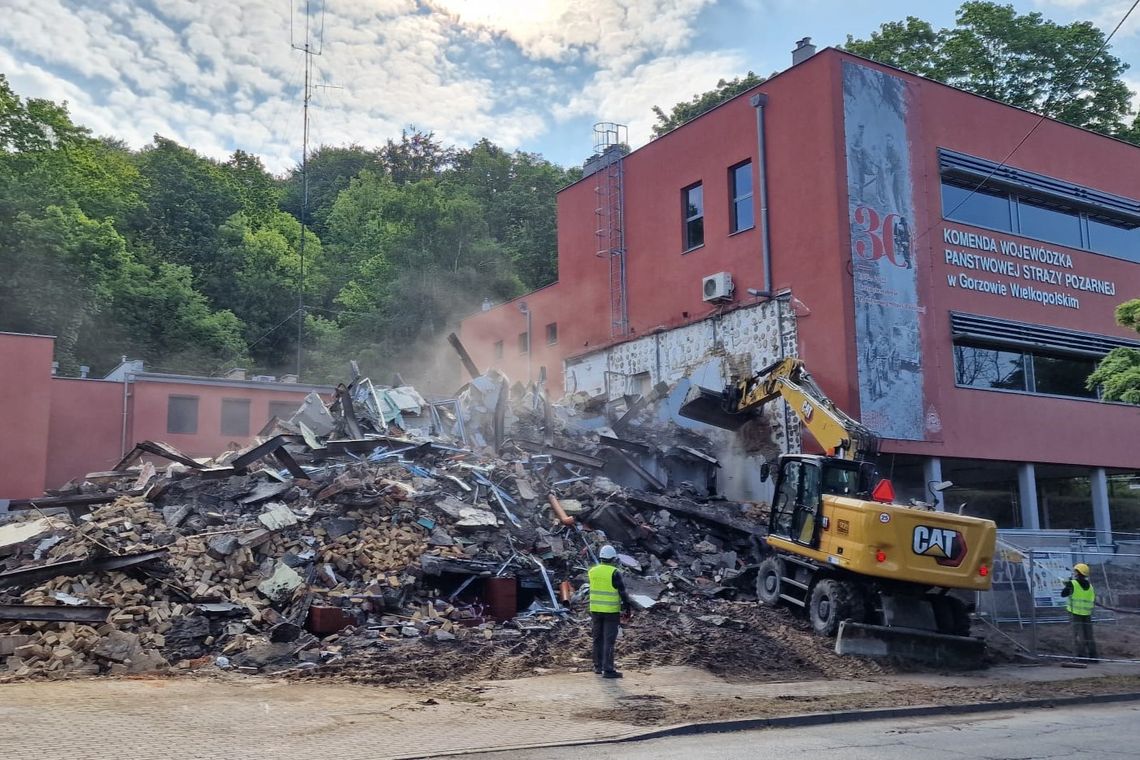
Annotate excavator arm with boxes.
[680,358,879,460]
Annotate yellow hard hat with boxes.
[1073,563,1090,576]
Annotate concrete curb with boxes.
[403,690,1140,759]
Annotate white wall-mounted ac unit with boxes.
[702,272,734,302]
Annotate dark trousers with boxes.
[591,612,620,673]
[1072,614,1098,660]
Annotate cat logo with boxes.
[801,400,814,421]
[912,525,967,567]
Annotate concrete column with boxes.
[923,456,945,511]
[1018,463,1040,530]
[1091,467,1113,544]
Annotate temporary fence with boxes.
[976,530,1140,663]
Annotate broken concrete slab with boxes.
[258,502,299,530]
[257,562,303,602]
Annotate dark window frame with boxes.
[220,397,251,437]
[166,395,199,435]
[682,182,704,252]
[952,340,1103,402]
[518,331,529,355]
[493,340,504,360]
[728,161,755,234]
[545,322,558,345]
[939,149,1140,263]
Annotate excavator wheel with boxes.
[931,595,971,637]
[809,578,865,636]
[756,557,783,606]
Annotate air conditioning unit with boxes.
[702,272,734,302]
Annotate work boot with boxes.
[594,667,603,675]
[603,670,623,679]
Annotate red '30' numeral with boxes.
[852,206,906,268]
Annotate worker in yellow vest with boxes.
[588,545,632,678]
[1061,562,1098,661]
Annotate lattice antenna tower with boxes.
[593,122,629,337]
[289,0,327,379]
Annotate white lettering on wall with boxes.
[941,226,1119,309]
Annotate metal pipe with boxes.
[120,371,131,458]
[750,93,773,297]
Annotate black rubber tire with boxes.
[809,578,864,636]
[756,557,782,606]
[931,595,971,636]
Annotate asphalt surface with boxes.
[472,700,1140,759]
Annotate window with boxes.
[953,345,1028,391]
[953,342,1102,401]
[682,182,704,250]
[493,340,504,360]
[940,148,1140,263]
[729,162,754,233]
[941,180,1013,232]
[1017,197,1081,249]
[1087,217,1140,260]
[220,398,251,437]
[545,322,558,345]
[518,331,529,354]
[167,395,198,434]
[268,401,296,423]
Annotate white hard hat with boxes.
[599,544,617,560]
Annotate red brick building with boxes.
[461,47,1140,535]
[0,332,330,500]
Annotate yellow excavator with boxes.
[680,358,997,667]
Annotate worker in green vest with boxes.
[589,544,632,679]
[1061,562,1098,661]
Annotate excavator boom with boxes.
[679,358,879,460]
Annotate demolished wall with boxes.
[562,298,799,503]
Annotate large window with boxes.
[221,398,251,437]
[729,162,754,233]
[682,182,704,251]
[939,149,1140,263]
[953,342,1098,400]
[941,181,1013,233]
[167,395,198,434]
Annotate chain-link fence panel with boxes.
[977,531,1140,663]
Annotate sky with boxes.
[3,1,1140,173]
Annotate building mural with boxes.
[842,62,926,440]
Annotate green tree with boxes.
[845,2,1135,138]
[131,136,242,270]
[1088,300,1140,403]
[651,72,766,137]
[280,144,382,238]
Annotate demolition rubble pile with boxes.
[0,366,772,681]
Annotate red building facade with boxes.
[0,333,330,500]
[461,49,1140,535]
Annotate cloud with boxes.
[554,50,750,146]
[0,0,738,172]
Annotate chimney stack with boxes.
[79,365,90,379]
[792,37,816,66]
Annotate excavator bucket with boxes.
[836,621,986,669]
[678,387,752,431]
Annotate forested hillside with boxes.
[0,75,579,385]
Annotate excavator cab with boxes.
[770,457,823,548]
[770,455,880,547]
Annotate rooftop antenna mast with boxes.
[290,0,326,380]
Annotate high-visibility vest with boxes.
[1066,579,1095,616]
[588,564,621,613]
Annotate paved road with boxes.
[475,701,1140,759]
